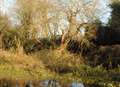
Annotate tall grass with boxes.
[32,49,85,73]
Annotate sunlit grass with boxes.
[0,49,120,86]
[0,50,54,80]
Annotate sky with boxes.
[0,0,111,25]
[0,0,15,14]
[57,0,112,24]
[98,0,112,24]
[0,0,17,25]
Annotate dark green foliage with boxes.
[86,45,120,68]
[23,38,52,54]
[95,2,120,46]
[109,1,120,31]
[1,28,61,53]
[1,28,32,51]
[92,2,120,68]
[23,39,42,54]
[2,29,20,49]
[23,35,62,53]
[40,38,52,49]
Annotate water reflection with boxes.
[40,80,60,87]
[0,79,103,87]
[72,82,84,87]
[26,81,34,87]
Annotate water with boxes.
[0,79,101,87]
[72,82,84,87]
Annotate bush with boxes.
[33,49,85,73]
[2,29,20,50]
[23,39,42,54]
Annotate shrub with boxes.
[23,39,42,54]
[33,49,85,73]
[2,29,20,50]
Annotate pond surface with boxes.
[0,79,102,87]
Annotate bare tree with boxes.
[56,0,100,46]
[16,0,56,39]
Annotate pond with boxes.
[0,79,103,87]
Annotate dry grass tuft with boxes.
[33,48,85,73]
[0,49,53,80]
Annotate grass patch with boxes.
[32,49,84,73]
[0,50,54,80]
[0,49,120,86]
[31,49,120,86]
